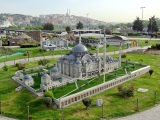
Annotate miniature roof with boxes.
[41,74,51,79]
[72,44,88,52]
[23,74,32,81]
[18,33,31,39]
[50,67,59,72]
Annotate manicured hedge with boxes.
[20,43,38,48]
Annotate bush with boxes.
[145,40,149,44]
[149,70,154,76]
[43,97,52,108]
[44,91,54,98]
[15,62,26,70]
[38,59,50,66]
[121,54,127,58]
[117,84,135,98]
[23,52,29,56]
[82,98,92,110]
[20,43,38,48]
[2,65,10,72]
[39,49,47,52]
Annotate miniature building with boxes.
[50,67,62,81]
[23,74,34,86]
[15,71,24,79]
[41,38,68,50]
[57,43,118,78]
[41,74,52,86]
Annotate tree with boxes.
[82,98,92,110]
[66,26,71,33]
[43,23,54,31]
[132,17,143,33]
[43,97,52,108]
[147,16,158,33]
[2,65,9,72]
[149,70,154,76]
[98,24,105,29]
[105,29,112,35]
[76,21,83,29]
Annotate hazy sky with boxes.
[0,0,159,23]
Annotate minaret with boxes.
[103,29,106,83]
[119,42,122,67]
[96,42,99,57]
[79,31,81,44]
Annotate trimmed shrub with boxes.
[2,65,10,72]
[38,59,50,66]
[39,49,47,52]
[44,91,54,98]
[149,70,154,76]
[15,62,26,70]
[20,43,38,48]
[121,54,127,58]
[82,98,92,110]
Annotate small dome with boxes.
[75,60,82,64]
[40,84,47,89]
[23,74,32,81]
[67,54,75,59]
[41,74,51,79]
[87,59,92,63]
[50,67,59,72]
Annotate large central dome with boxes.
[72,44,88,52]
[71,44,88,57]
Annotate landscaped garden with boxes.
[1,53,160,119]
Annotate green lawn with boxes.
[0,45,125,63]
[1,51,160,119]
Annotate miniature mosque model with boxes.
[14,29,127,93]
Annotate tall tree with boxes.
[132,17,143,32]
[66,26,71,33]
[76,21,83,29]
[98,24,105,29]
[43,23,54,30]
[147,16,158,33]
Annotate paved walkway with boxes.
[112,104,160,120]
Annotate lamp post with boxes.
[140,7,145,20]
[150,19,153,40]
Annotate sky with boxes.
[0,0,159,23]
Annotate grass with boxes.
[0,44,126,63]
[52,62,143,99]
[1,48,160,119]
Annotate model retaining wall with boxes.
[54,65,150,108]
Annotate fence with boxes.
[0,92,160,120]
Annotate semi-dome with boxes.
[59,57,64,60]
[75,60,82,64]
[23,74,32,81]
[41,74,51,79]
[72,44,88,52]
[87,59,92,63]
[50,67,59,72]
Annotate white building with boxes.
[23,75,34,86]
